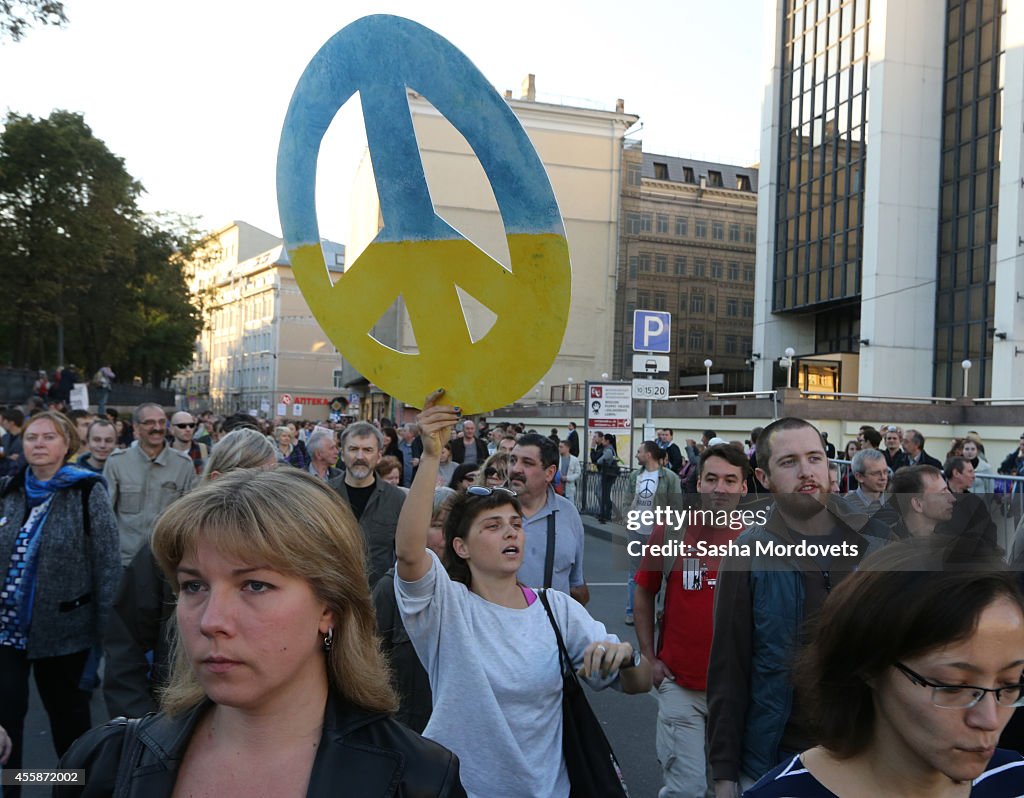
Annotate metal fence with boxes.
[0,368,174,408]
[575,468,633,523]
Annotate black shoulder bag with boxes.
[538,589,630,798]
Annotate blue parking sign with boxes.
[632,310,671,353]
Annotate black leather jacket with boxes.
[55,692,465,797]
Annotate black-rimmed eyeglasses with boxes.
[894,662,1024,709]
[467,485,517,498]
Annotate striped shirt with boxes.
[745,750,1024,797]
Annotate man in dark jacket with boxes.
[708,418,891,795]
[448,419,488,466]
[329,422,405,587]
[901,428,943,469]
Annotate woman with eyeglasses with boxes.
[744,538,1024,797]
[394,391,651,798]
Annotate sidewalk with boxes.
[581,511,628,545]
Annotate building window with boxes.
[628,256,638,278]
[727,262,740,280]
[674,256,686,276]
[627,163,642,186]
[707,297,715,314]
[729,224,741,242]
[637,292,650,308]
[626,212,642,235]
[707,334,714,350]
[655,254,667,273]
[712,221,724,241]
[744,225,755,244]
[639,253,651,271]
[691,295,705,313]
[726,298,738,317]
[653,162,669,180]
[726,336,738,355]
[708,170,723,187]
[641,213,652,232]
[743,337,753,355]
[679,293,688,311]
[695,220,707,238]
[678,333,687,350]
[683,166,695,183]
[736,174,751,191]
[742,300,753,318]
[693,259,706,277]
[675,216,689,236]
[689,330,704,350]
[656,214,669,234]
[654,293,667,311]
[333,369,345,389]
[744,266,754,282]
[711,261,723,279]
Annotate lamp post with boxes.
[961,359,972,398]
[784,346,796,389]
[703,359,713,393]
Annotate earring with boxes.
[322,627,334,652]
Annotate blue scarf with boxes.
[15,465,104,631]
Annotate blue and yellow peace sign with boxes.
[277,15,571,413]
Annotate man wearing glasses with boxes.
[103,403,197,567]
[167,411,208,476]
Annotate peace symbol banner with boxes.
[277,15,572,413]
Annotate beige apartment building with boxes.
[343,77,638,409]
[616,146,759,392]
[174,221,347,420]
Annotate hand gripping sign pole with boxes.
[277,15,572,414]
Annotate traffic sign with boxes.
[280,393,293,405]
[632,354,669,373]
[632,379,670,400]
[632,310,671,353]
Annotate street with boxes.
[19,527,664,797]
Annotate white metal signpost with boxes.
[632,310,672,456]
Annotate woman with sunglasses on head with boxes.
[394,390,651,798]
[745,538,1024,797]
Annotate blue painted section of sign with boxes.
[277,14,564,247]
[633,310,672,353]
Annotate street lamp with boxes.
[784,346,796,389]
[961,359,972,398]
[703,358,713,392]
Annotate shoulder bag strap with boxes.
[538,588,572,679]
[544,511,556,589]
[113,717,142,798]
[79,480,94,538]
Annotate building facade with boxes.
[175,221,347,419]
[755,0,1023,399]
[344,78,638,408]
[615,147,759,392]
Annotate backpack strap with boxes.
[543,511,557,590]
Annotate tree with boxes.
[0,0,66,42]
[0,110,202,384]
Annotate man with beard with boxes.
[329,421,405,587]
[708,418,891,797]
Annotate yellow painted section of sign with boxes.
[290,233,570,412]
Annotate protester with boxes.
[0,411,119,798]
[75,418,117,474]
[447,463,479,492]
[168,411,207,476]
[556,439,581,503]
[746,540,1024,796]
[435,441,458,487]
[0,407,25,476]
[103,428,278,718]
[274,424,310,470]
[963,437,995,494]
[328,421,405,588]
[474,451,511,490]
[634,443,750,797]
[61,468,465,797]
[708,417,893,795]
[394,390,650,798]
[306,426,342,480]
[103,403,196,567]
[373,486,454,733]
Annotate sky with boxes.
[0,0,767,244]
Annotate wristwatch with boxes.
[620,647,641,670]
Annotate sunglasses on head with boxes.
[467,485,517,498]
[174,423,196,429]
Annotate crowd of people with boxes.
[1,390,1024,796]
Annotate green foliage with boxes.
[0,0,66,42]
[0,110,202,384]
